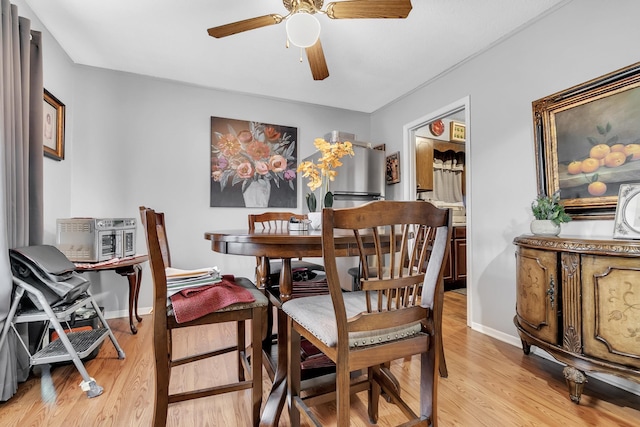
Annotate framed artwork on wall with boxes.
[210,116,298,208]
[386,152,400,185]
[532,61,640,219]
[450,121,466,142]
[43,89,65,160]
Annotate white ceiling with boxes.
[24,0,565,113]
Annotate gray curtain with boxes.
[0,0,44,401]
[433,149,464,203]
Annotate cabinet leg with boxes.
[520,339,531,355]
[563,366,587,404]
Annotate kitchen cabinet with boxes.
[513,235,640,403]
[444,226,466,286]
[416,137,434,191]
[415,137,465,193]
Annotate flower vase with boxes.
[243,180,271,208]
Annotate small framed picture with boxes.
[43,89,65,160]
[613,184,640,239]
[386,152,400,185]
[450,121,466,142]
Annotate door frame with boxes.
[402,96,472,326]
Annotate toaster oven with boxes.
[56,218,136,262]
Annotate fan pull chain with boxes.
[284,35,304,64]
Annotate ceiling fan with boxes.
[207,0,413,81]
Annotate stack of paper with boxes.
[165,266,222,297]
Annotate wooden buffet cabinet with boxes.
[513,235,640,403]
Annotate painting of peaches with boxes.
[554,86,640,201]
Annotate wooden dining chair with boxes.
[139,206,268,427]
[282,200,452,426]
[248,211,327,379]
[248,212,324,288]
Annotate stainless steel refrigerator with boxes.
[302,139,386,212]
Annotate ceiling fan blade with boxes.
[326,0,412,19]
[305,40,329,81]
[207,14,283,38]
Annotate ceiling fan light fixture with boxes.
[285,12,321,48]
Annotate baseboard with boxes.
[470,321,640,397]
[103,306,152,320]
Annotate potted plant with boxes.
[530,190,571,236]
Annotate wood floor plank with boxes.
[0,292,638,426]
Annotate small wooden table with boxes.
[75,255,148,334]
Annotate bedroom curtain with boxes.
[0,0,44,401]
[432,149,465,203]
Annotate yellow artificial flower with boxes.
[297,138,354,191]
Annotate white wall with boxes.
[371,0,640,393]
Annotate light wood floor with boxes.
[1,292,638,426]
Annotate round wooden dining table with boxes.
[204,227,364,426]
[205,228,337,296]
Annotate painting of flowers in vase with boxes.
[210,116,298,208]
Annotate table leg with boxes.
[260,308,289,427]
[115,266,142,335]
[133,264,143,323]
[279,258,293,301]
[260,258,293,426]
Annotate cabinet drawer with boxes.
[454,227,466,239]
[581,255,640,369]
[515,247,559,344]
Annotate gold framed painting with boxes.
[532,61,640,219]
[43,89,65,161]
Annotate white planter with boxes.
[530,219,560,236]
[308,212,322,230]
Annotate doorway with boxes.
[402,96,471,326]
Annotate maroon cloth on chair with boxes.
[170,275,256,323]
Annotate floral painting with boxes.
[210,116,298,208]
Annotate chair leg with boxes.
[420,344,438,427]
[238,320,246,382]
[152,393,168,427]
[287,321,301,427]
[367,365,381,423]
[336,358,351,427]
[251,308,263,427]
[438,337,448,378]
[153,348,170,427]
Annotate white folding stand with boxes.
[0,276,126,398]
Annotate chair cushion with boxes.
[282,291,423,348]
